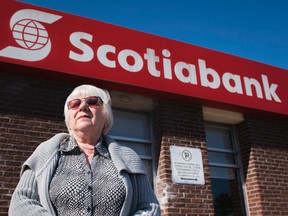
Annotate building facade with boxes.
[1,1,288,216]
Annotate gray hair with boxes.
[64,84,114,134]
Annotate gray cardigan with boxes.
[9,133,160,216]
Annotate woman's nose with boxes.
[78,100,89,111]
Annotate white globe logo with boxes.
[0,9,62,61]
[12,19,49,50]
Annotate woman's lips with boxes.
[78,115,91,119]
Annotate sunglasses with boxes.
[67,96,103,110]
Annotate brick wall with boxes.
[154,100,214,216]
[237,116,288,216]
[0,72,72,215]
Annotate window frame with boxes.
[205,122,248,216]
[109,107,157,185]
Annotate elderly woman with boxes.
[9,84,161,216]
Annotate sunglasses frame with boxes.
[67,96,103,110]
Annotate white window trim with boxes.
[203,106,244,124]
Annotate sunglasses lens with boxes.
[86,97,99,106]
[68,99,81,110]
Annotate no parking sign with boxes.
[170,146,205,185]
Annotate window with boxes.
[205,123,247,216]
[108,108,154,182]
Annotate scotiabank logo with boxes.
[0,9,61,61]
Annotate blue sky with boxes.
[18,0,288,70]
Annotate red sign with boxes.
[1,1,288,115]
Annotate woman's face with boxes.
[67,93,106,137]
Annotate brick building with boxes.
[1,1,288,216]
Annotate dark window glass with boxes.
[206,124,246,216]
